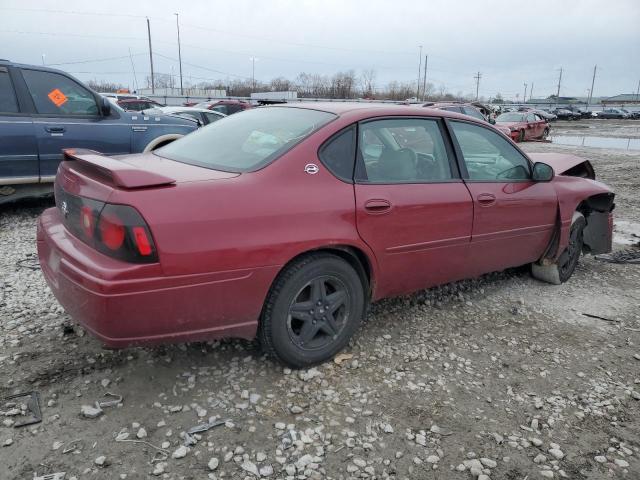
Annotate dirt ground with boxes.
[1,120,639,480]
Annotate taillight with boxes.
[56,190,158,264]
[98,213,125,250]
[94,204,158,263]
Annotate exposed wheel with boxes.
[259,253,365,368]
[541,127,550,139]
[532,212,586,284]
[518,129,525,142]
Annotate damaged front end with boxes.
[579,192,616,255]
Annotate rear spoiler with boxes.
[63,149,176,189]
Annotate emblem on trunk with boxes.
[60,200,69,217]
[304,163,319,175]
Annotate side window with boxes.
[226,104,243,114]
[356,118,453,183]
[463,106,485,121]
[318,126,356,182]
[211,105,228,115]
[204,112,222,123]
[176,111,201,122]
[0,68,19,113]
[450,121,531,181]
[21,69,98,116]
[526,113,536,122]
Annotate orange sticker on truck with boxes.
[48,89,68,107]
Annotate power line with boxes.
[47,53,146,66]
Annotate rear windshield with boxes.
[496,112,525,122]
[155,107,336,172]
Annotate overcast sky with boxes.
[2,0,639,99]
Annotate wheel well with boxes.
[143,134,183,152]
[279,246,373,299]
[152,139,174,150]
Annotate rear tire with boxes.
[259,253,365,368]
[518,129,525,142]
[532,212,586,284]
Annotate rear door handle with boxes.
[364,199,391,214]
[477,193,496,206]
[45,126,66,133]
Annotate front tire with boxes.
[541,127,550,139]
[532,212,586,284]
[259,253,365,368]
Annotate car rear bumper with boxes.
[37,207,278,348]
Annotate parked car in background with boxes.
[37,103,614,367]
[194,99,253,115]
[148,106,226,126]
[519,107,557,122]
[0,60,198,204]
[421,102,512,136]
[621,108,640,119]
[552,108,581,120]
[596,108,629,119]
[495,111,550,142]
[116,98,164,111]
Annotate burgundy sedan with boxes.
[496,111,550,142]
[37,104,614,367]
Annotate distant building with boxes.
[602,94,640,105]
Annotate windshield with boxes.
[496,112,525,122]
[155,107,336,172]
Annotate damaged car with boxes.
[37,104,615,367]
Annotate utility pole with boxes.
[250,57,257,92]
[587,65,597,108]
[474,72,482,101]
[128,48,139,93]
[41,54,45,66]
[636,78,640,102]
[529,82,534,102]
[416,45,423,100]
[556,67,563,104]
[421,54,428,101]
[523,83,528,104]
[174,13,184,95]
[146,18,155,94]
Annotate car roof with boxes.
[268,102,490,124]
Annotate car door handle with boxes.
[45,126,66,133]
[364,199,392,214]
[477,193,496,206]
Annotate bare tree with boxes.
[86,79,126,93]
[360,69,376,98]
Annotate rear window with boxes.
[155,107,336,172]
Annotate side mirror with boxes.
[532,162,554,182]
[100,97,112,116]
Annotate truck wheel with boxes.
[259,253,365,368]
[532,212,586,285]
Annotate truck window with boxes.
[21,69,99,116]
[0,69,19,113]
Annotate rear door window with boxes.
[0,68,19,113]
[356,118,453,183]
[21,69,98,116]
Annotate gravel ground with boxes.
[1,121,639,480]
